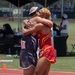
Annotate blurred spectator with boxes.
[58,14,69,37]
[51,13,57,19]
[53,23,60,36]
[0,29,3,34]
[53,14,57,19]
[3,23,14,35]
[56,14,69,55]
[55,14,69,37]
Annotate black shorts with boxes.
[20,35,38,69]
[20,50,37,69]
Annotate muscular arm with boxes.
[23,19,29,25]
[23,19,36,28]
[35,17,53,27]
[22,23,43,36]
[23,17,53,28]
[22,17,53,36]
[23,19,32,28]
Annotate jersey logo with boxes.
[21,40,26,49]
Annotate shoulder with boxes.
[31,17,42,23]
[33,16,42,20]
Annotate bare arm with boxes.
[22,23,43,36]
[23,17,53,28]
[23,19,31,28]
[23,19,29,25]
[23,19,36,28]
[35,17,53,27]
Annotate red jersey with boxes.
[37,31,56,64]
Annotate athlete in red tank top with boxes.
[37,31,56,64]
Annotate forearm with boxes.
[23,19,31,28]
[23,19,29,25]
[43,20,53,28]
[22,23,43,36]
[22,27,36,36]
[46,20,53,27]
[36,17,53,28]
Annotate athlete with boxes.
[20,7,39,75]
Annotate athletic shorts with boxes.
[20,50,37,69]
[39,45,56,64]
[20,35,38,69]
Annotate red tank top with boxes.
[37,31,56,64]
[37,31,52,48]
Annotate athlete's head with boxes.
[29,7,51,19]
[29,6,41,17]
[38,8,51,19]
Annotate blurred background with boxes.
[0,0,75,56]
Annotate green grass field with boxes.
[0,19,75,72]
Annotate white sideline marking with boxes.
[0,60,13,62]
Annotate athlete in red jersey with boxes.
[37,31,56,64]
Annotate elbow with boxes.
[49,21,53,27]
[22,32,29,36]
[22,29,27,36]
[22,30,31,36]
[22,31,26,36]
[51,22,53,27]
